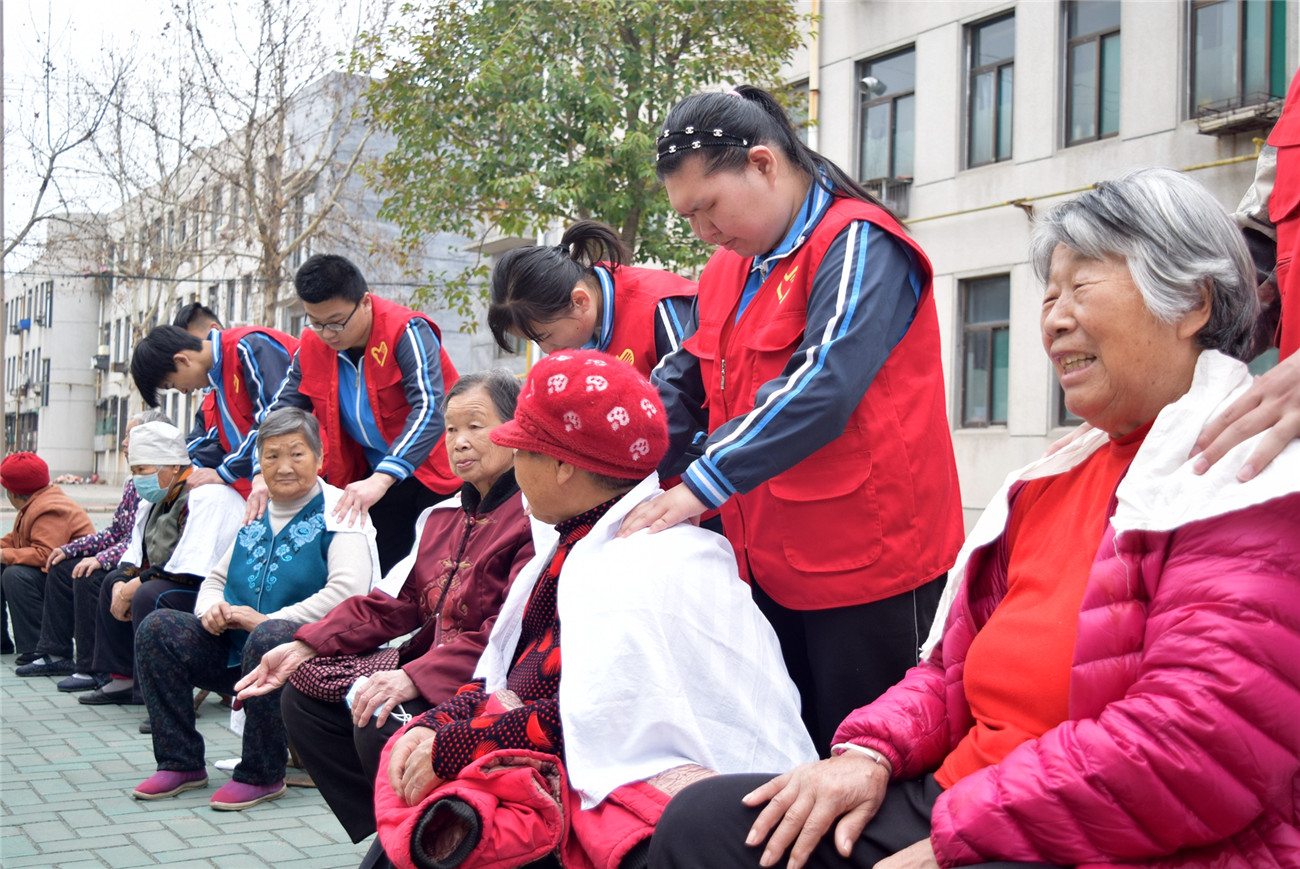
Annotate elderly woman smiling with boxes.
[132,407,379,811]
[649,168,1300,869]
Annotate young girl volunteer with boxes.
[488,219,697,377]
[621,85,965,752]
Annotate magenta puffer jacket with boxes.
[835,485,1300,868]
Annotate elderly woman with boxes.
[13,408,166,687]
[131,407,380,810]
[79,420,246,706]
[649,168,1300,869]
[236,371,535,854]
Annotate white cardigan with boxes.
[476,474,817,809]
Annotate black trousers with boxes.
[92,569,197,679]
[280,681,433,843]
[73,568,112,672]
[752,575,945,756]
[648,773,1064,869]
[0,563,47,655]
[367,475,448,575]
[36,560,108,663]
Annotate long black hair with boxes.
[654,85,892,216]
[487,220,630,352]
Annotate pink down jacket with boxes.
[835,486,1300,868]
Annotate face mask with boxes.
[133,473,167,504]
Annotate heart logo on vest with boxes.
[776,265,799,303]
[618,348,635,366]
[370,341,389,367]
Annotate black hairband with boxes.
[655,126,751,162]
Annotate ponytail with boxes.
[655,85,895,219]
[487,220,628,352]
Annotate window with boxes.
[857,48,915,182]
[1190,0,1289,113]
[785,79,811,145]
[211,184,223,243]
[494,333,526,359]
[1065,1,1120,144]
[960,275,1010,427]
[967,14,1015,167]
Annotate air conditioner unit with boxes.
[34,314,47,326]
[92,355,110,371]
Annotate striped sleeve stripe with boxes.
[656,300,685,353]
[683,455,737,509]
[387,321,439,458]
[701,222,873,475]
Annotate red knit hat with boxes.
[1,452,50,496]
[491,350,668,480]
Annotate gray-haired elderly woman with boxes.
[132,407,381,812]
[649,168,1300,869]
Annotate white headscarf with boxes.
[127,421,190,466]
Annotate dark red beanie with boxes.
[491,350,668,480]
[1,452,50,496]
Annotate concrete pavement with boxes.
[0,653,372,868]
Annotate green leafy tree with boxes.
[358,0,806,315]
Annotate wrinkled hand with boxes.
[352,668,420,728]
[874,839,939,869]
[109,577,142,622]
[186,468,225,488]
[225,605,268,632]
[742,753,890,869]
[45,547,67,570]
[243,475,270,524]
[234,639,316,699]
[71,557,103,579]
[331,473,395,527]
[1193,351,1300,481]
[616,483,707,538]
[387,726,443,807]
[200,601,233,635]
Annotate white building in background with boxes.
[787,0,1296,524]
[6,74,495,483]
[2,217,104,476]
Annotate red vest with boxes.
[601,265,697,377]
[204,326,300,451]
[297,295,460,493]
[683,198,964,609]
[1268,67,1300,358]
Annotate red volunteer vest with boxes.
[1267,67,1300,358]
[296,295,460,493]
[203,326,300,451]
[683,198,964,609]
[600,265,697,377]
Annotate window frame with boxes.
[1189,0,1289,115]
[959,274,1012,429]
[966,13,1016,169]
[856,46,917,183]
[1064,1,1121,146]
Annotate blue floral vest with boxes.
[224,491,332,664]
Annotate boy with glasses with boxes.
[253,254,461,572]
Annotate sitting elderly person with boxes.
[14,409,166,686]
[236,371,535,855]
[76,421,246,706]
[130,407,379,810]
[648,167,1300,869]
[367,351,815,869]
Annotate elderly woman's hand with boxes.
[742,753,890,869]
[224,605,268,632]
[874,838,939,869]
[109,578,142,622]
[351,668,420,728]
[200,601,232,635]
[616,483,706,538]
[387,726,444,807]
[71,556,103,579]
[1193,351,1300,481]
[234,639,316,699]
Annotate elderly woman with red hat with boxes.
[368,350,815,869]
[1,452,95,661]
